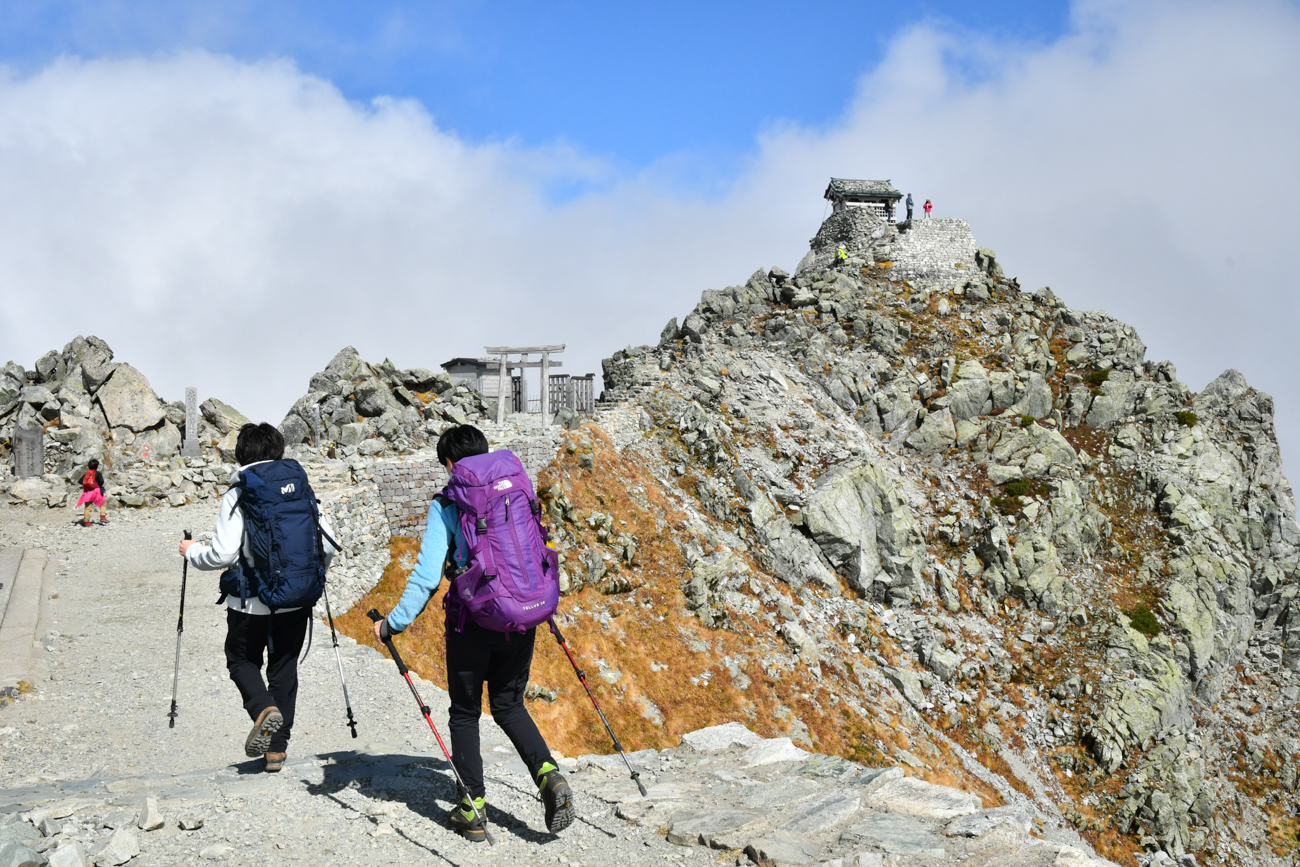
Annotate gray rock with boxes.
[0,827,38,847]
[666,809,763,847]
[354,378,400,417]
[100,809,136,831]
[177,817,204,831]
[34,350,66,386]
[91,829,137,866]
[198,844,232,860]
[137,798,163,833]
[942,361,992,420]
[199,399,250,436]
[944,805,1031,837]
[780,791,861,833]
[744,830,820,865]
[79,336,115,392]
[0,842,46,867]
[741,776,825,808]
[35,818,59,839]
[95,365,165,432]
[680,722,761,751]
[862,777,981,819]
[279,413,311,445]
[133,420,181,459]
[339,422,367,446]
[779,622,819,663]
[358,438,386,456]
[905,407,956,455]
[744,738,810,766]
[883,666,926,709]
[923,645,962,683]
[842,813,946,856]
[20,386,55,407]
[47,843,88,867]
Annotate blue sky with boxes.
[2,1,1299,466]
[0,1,1070,174]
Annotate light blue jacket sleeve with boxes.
[386,498,460,634]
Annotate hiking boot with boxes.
[448,795,487,842]
[264,752,286,772]
[536,762,574,833]
[244,706,284,757]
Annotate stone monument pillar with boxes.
[181,387,201,457]
[310,404,322,446]
[13,426,43,478]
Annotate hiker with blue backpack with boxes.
[370,424,573,841]
[180,422,341,772]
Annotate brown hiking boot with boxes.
[245,706,284,757]
[264,752,287,772]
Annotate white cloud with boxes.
[1,0,1299,462]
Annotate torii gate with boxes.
[485,344,566,426]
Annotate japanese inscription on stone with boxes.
[181,387,200,457]
[13,426,43,478]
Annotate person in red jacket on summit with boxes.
[924,198,933,218]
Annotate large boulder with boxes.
[200,398,251,436]
[803,459,927,598]
[354,378,401,418]
[134,420,181,460]
[95,364,165,432]
[79,336,116,392]
[34,349,66,386]
[940,360,991,420]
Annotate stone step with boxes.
[0,549,51,689]
[0,547,23,626]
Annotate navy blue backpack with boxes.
[220,459,331,614]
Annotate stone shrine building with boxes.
[823,177,903,221]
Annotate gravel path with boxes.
[0,504,695,866]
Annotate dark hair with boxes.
[87,458,99,470]
[436,425,489,466]
[235,423,285,466]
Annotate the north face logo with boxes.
[493,479,514,491]
[280,482,295,495]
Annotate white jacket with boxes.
[185,460,340,615]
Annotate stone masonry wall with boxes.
[887,218,978,287]
[374,434,565,537]
[317,481,391,615]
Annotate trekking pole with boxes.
[323,586,358,738]
[367,610,495,845]
[548,616,647,796]
[167,530,191,729]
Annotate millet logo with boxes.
[281,482,295,495]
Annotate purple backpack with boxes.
[442,450,560,634]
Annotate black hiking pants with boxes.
[446,621,554,801]
[224,607,309,753]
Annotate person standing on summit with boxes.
[924,198,933,218]
[906,193,914,221]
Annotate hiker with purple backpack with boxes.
[371,424,573,841]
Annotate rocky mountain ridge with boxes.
[4,207,1296,866]
[551,207,1300,865]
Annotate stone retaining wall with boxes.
[374,434,565,537]
[889,218,978,287]
[317,481,391,615]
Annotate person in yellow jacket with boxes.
[835,244,849,263]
